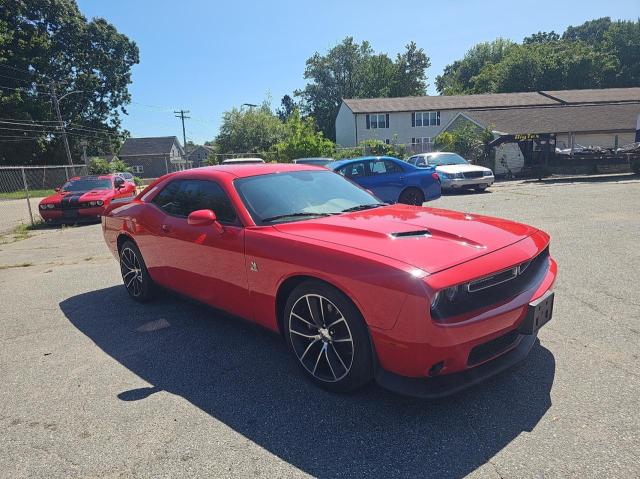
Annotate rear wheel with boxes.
[474,185,488,192]
[283,280,373,393]
[119,240,156,302]
[398,187,425,205]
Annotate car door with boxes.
[149,178,251,319]
[338,161,369,188]
[365,159,406,203]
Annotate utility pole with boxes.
[50,82,74,166]
[174,109,190,152]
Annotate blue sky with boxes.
[77,0,639,144]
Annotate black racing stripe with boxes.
[62,194,84,209]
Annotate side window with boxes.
[152,179,238,224]
[342,162,367,179]
[415,156,427,166]
[407,156,417,165]
[370,160,387,175]
[384,160,404,174]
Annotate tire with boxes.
[398,187,425,206]
[283,280,374,393]
[474,185,488,192]
[119,240,156,302]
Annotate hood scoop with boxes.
[389,229,431,238]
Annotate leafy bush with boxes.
[433,124,493,164]
[88,158,133,175]
[270,110,334,162]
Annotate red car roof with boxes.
[171,163,325,179]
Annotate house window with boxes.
[413,111,440,127]
[368,113,388,129]
[384,139,390,144]
[132,165,144,174]
[411,137,433,145]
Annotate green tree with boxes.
[276,94,297,121]
[297,37,430,140]
[0,0,139,165]
[88,157,131,174]
[435,39,516,95]
[436,17,639,94]
[271,110,334,161]
[434,124,493,164]
[214,101,285,154]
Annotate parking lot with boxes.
[1,176,639,478]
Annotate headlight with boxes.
[96,200,104,206]
[39,204,47,210]
[89,201,96,206]
[431,285,459,309]
[47,204,55,209]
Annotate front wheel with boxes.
[283,280,373,393]
[119,240,156,302]
[398,187,425,205]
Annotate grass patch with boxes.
[0,189,55,200]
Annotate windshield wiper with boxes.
[341,203,386,213]
[262,212,335,223]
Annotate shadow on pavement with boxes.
[60,285,555,478]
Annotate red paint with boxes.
[39,174,136,223]
[103,165,556,381]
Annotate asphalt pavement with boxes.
[0,175,638,478]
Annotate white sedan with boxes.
[407,152,494,192]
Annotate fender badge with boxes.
[250,261,259,272]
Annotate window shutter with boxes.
[385,113,389,129]
[411,112,415,127]
[437,111,441,125]
[411,138,415,144]
[366,114,370,129]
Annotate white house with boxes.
[335,87,640,155]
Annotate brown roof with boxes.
[543,87,640,104]
[343,92,556,113]
[461,103,640,135]
[342,87,640,113]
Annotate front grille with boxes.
[431,247,550,321]
[463,171,484,179]
[468,330,520,366]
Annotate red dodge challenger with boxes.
[39,174,136,225]
[102,164,556,397]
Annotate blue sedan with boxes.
[328,156,441,205]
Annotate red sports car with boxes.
[102,164,556,397]
[39,174,137,225]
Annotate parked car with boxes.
[293,157,334,166]
[39,174,136,225]
[221,158,265,164]
[103,164,556,397]
[408,152,494,192]
[328,156,441,205]
[114,171,136,185]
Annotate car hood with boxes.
[436,164,492,175]
[40,190,113,204]
[273,205,537,273]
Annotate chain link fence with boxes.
[0,165,88,234]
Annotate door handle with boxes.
[399,176,405,180]
[161,224,171,233]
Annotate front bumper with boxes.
[375,331,538,398]
[441,176,494,189]
[40,206,105,224]
[375,289,554,398]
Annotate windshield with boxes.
[235,170,382,225]
[62,178,112,192]
[426,153,468,166]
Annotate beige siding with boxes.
[353,110,462,146]
[335,103,357,146]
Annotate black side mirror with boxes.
[114,177,125,189]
